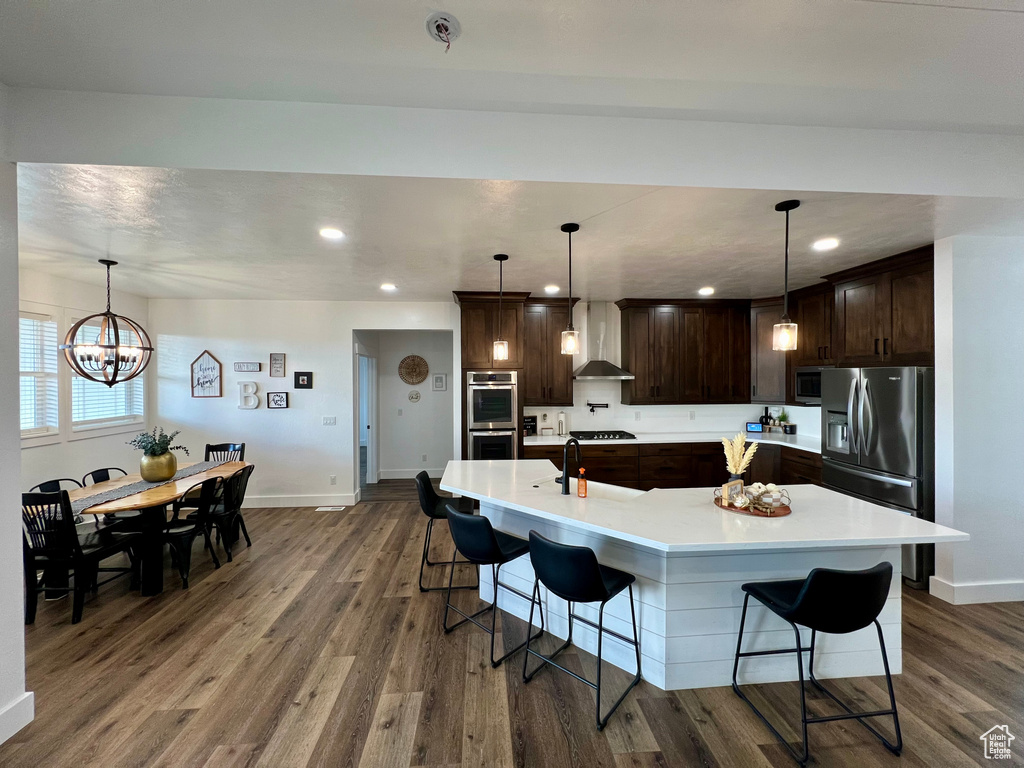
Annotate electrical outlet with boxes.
[541,413,548,422]
[329,475,337,485]
[398,408,403,416]
[322,416,337,426]
[421,453,427,462]
[689,410,696,421]
[634,411,641,421]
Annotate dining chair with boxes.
[22,491,140,624]
[165,477,222,588]
[29,478,83,493]
[82,467,128,486]
[414,471,477,593]
[205,443,245,462]
[207,464,254,562]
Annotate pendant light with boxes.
[560,223,580,355]
[60,259,154,386]
[492,254,510,361]
[772,200,800,352]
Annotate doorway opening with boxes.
[357,353,377,490]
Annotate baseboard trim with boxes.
[0,692,34,745]
[930,575,1024,605]
[244,493,357,509]
[378,468,445,480]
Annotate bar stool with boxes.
[443,507,544,668]
[732,562,902,766]
[414,471,477,593]
[522,531,642,731]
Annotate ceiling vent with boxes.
[426,12,461,50]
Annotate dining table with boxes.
[69,461,252,596]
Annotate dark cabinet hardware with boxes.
[883,338,889,356]
[874,338,880,355]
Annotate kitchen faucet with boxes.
[559,437,582,495]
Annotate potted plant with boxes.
[128,427,190,482]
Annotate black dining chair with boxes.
[22,491,140,624]
[732,562,902,766]
[205,443,245,462]
[414,471,477,593]
[165,477,222,589]
[205,464,254,562]
[523,531,643,731]
[442,507,544,667]
[82,467,128,486]
[29,478,83,493]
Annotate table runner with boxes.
[71,460,229,514]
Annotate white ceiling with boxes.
[1,1,1022,134]
[17,163,1024,302]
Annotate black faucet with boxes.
[559,437,582,495]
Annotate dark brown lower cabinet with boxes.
[744,443,781,486]
[780,447,822,486]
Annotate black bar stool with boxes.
[414,471,477,593]
[522,531,642,731]
[732,562,902,766]
[443,507,544,668]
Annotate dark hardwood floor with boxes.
[4,481,1022,767]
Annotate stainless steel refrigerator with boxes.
[820,367,934,588]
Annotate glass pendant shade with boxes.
[60,260,153,386]
[492,339,509,361]
[561,329,580,355]
[772,320,798,351]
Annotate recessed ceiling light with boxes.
[812,237,839,252]
[698,286,715,296]
[319,227,345,240]
[380,283,397,292]
[544,285,560,294]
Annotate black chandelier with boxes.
[59,259,153,386]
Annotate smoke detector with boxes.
[426,12,461,50]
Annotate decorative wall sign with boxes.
[398,355,429,385]
[234,362,261,373]
[408,390,421,403]
[267,392,289,409]
[431,373,447,392]
[294,371,313,389]
[191,350,222,398]
[269,353,286,377]
[238,381,259,409]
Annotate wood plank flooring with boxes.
[4,484,1023,767]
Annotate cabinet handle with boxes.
[752,384,756,396]
[825,345,829,359]
[874,338,880,355]
[883,338,889,356]
[656,385,661,396]
[650,386,655,397]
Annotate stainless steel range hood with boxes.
[572,302,634,381]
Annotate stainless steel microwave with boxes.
[794,365,833,405]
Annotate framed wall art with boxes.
[294,371,313,389]
[267,392,289,409]
[269,353,286,377]
[431,373,447,392]
[233,362,261,372]
[191,350,222,398]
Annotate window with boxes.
[70,317,145,430]
[19,312,60,436]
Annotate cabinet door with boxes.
[703,307,734,403]
[621,308,655,404]
[492,304,524,369]
[461,303,494,369]
[792,291,833,366]
[546,304,575,405]
[887,264,933,365]
[679,308,704,402]
[652,306,680,402]
[692,443,729,487]
[523,305,548,405]
[750,304,786,404]
[744,443,781,486]
[834,275,887,366]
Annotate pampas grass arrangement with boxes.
[722,432,757,476]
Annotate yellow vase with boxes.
[140,452,177,482]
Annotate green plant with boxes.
[778,408,790,423]
[127,427,190,457]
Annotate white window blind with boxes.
[70,318,145,429]
[19,312,60,436]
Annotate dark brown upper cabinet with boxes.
[617,300,749,405]
[827,246,933,368]
[523,299,577,406]
[791,285,834,367]
[750,300,786,404]
[453,291,529,370]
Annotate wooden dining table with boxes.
[69,461,251,596]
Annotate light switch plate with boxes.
[322,416,337,426]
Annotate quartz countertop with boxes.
[523,430,821,454]
[440,459,968,554]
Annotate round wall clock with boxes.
[408,390,421,402]
[398,355,429,385]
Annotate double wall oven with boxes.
[466,371,518,460]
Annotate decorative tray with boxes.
[713,496,792,517]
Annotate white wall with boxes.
[376,330,454,479]
[18,269,151,490]
[148,298,460,505]
[0,164,34,741]
[932,236,1024,604]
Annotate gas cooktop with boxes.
[569,430,636,440]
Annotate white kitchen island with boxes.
[440,459,968,691]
